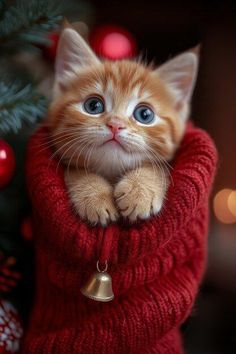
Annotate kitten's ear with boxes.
[54,28,100,97]
[156,52,198,121]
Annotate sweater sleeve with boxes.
[158,125,218,239]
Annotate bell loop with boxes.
[96,260,108,273]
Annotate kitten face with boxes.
[48,29,198,179]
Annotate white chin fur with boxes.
[85,143,143,179]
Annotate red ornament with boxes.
[0,140,16,189]
[0,252,21,293]
[41,32,59,61]
[89,25,137,60]
[21,216,33,241]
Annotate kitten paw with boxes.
[114,173,164,222]
[65,173,119,226]
[84,198,119,226]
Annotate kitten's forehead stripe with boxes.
[105,80,114,94]
[97,63,150,114]
[105,93,113,113]
[141,90,152,100]
[93,82,103,94]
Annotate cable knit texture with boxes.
[22,122,217,353]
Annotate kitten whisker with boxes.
[50,134,92,172]
[36,132,82,153]
[84,141,97,175]
[145,147,173,188]
[145,145,174,186]
[55,138,82,173]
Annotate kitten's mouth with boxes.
[102,137,126,151]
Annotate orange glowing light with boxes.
[228,190,236,217]
[213,189,236,224]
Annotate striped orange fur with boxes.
[45,28,198,225]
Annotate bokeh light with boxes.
[89,25,137,60]
[101,33,133,59]
[213,189,236,224]
[228,190,236,217]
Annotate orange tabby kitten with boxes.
[47,28,198,226]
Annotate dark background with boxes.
[89,1,236,353]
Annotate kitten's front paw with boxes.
[66,173,119,226]
[114,173,164,222]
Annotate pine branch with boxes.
[0,0,92,133]
[0,0,64,53]
[0,78,47,134]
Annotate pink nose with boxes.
[107,121,126,134]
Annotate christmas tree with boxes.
[0,0,92,351]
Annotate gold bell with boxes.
[80,260,114,302]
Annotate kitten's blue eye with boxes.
[83,97,104,115]
[133,105,155,124]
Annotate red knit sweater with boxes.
[22,123,217,354]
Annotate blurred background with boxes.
[0,0,235,353]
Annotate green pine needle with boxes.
[0,79,47,134]
[0,0,92,134]
[0,0,64,52]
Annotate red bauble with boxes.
[41,32,59,61]
[0,252,21,293]
[0,140,16,189]
[89,25,137,60]
[21,216,33,241]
